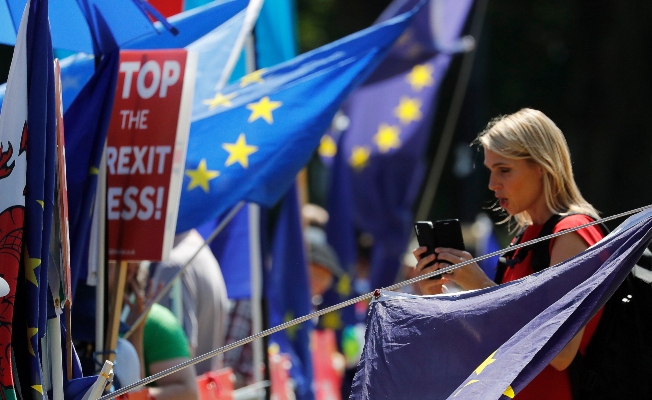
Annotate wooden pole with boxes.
[104,261,128,364]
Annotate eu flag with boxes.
[177,3,421,232]
[322,0,473,290]
[65,51,119,292]
[266,183,314,400]
[0,0,56,397]
[349,209,652,399]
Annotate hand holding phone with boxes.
[414,219,465,279]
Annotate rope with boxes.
[101,204,652,399]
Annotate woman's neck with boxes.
[527,204,554,225]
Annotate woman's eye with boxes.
[500,168,510,174]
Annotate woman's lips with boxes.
[499,198,507,209]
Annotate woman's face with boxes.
[484,148,546,218]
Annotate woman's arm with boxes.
[548,231,590,371]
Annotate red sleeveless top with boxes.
[501,214,605,400]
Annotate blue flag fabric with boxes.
[64,51,119,292]
[195,207,253,299]
[8,0,57,396]
[0,0,249,113]
[177,4,420,232]
[322,0,473,290]
[349,209,652,399]
[0,0,159,54]
[254,0,297,67]
[266,183,314,400]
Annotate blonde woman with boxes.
[414,108,604,399]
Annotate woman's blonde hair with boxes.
[475,108,598,230]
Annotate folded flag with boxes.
[0,0,56,397]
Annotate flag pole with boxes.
[415,0,489,221]
[104,260,128,364]
[215,0,264,91]
[95,141,108,370]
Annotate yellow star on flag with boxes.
[406,64,434,91]
[27,327,38,356]
[394,97,422,125]
[349,146,371,170]
[36,200,44,209]
[24,256,41,287]
[223,133,258,168]
[203,92,237,110]
[321,310,343,330]
[318,134,338,158]
[240,68,267,87]
[32,385,43,395]
[185,159,219,192]
[454,380,479,397]
[247,96,282,124]
[503,386,515,398]
[374,123,401,153]
[475,351,497,374]
[336,274,352,297]
[284,311,298,340]
[89,166,99,175]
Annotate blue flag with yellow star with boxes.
[0,0,57,397]
[321,0,473,290]
[176,2,422,232]
[265,183,314,400]
[349,209,652,399]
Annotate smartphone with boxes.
[414,219,465,279]
[414,221,440,279]
[433,219,465,257]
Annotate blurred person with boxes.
[302,203,349,400]
[124,262,199,400]
[413,108,605,399]
[149,228,229,376]
[222,298,255,388]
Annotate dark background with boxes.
[2,0,651,233]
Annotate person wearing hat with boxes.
[305,225,345,301]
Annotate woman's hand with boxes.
[414,246,496,294]
[413,246,449,295]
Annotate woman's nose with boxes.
[488,173,498,191]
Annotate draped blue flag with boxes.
[0,0,58,396]
[322,0,473,290]
[266,183,314,400]
[177,3,421,232]
[64,51,119,293]
[350,209,652,399]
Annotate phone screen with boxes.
[433,219,465,251]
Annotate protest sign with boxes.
[107,50,196,261]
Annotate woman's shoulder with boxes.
[553,213,604,245]
[553,214,595,231]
